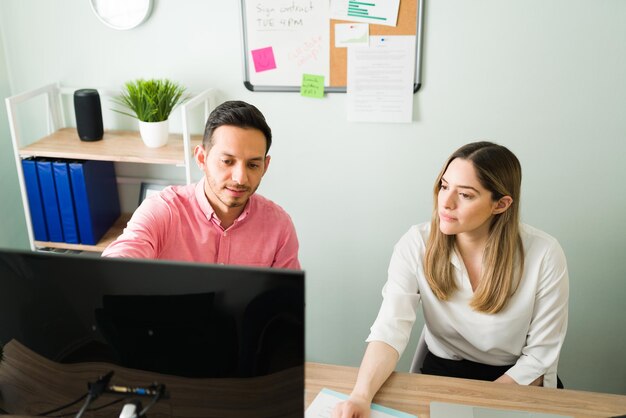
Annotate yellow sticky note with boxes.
[300,74,325,98]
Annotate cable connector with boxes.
[87,370,115,399]
[107,383,168,399]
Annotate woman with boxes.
[333,142,569,418]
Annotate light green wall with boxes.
[0,0,624,395]
[0,14,28,250]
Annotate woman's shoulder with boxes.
[520,223,560,244]
[397,222,430,248]
[389,223,430,267]
[519,223,566,258]
[415,222,431,237]
[403,222,430,236]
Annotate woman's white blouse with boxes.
[366,223,569,387]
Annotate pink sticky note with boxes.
[251,46,277,72]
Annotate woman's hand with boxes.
[332,396,371,418]
[494,374,517,384]
[331,341,399,418]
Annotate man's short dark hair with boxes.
[202,100,272,154]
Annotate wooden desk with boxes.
[0,340,302,417]
[305,362,626,418]
[2,341,624,417]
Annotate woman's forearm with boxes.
[351,341,399,401]
[332,341,399,418]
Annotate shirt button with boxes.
[223,232,227,237]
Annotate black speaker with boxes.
[74,89,104,141]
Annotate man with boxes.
[103,100,300,269]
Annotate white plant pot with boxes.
[138,120,169,148]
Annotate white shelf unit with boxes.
[5,83,217,252]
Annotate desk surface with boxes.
[0,340,302,417]
[305,362,626,418]
[1,340,625,418]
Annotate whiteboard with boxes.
[241,0,330,91]
[240,0,424,93]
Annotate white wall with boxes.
[0,0,624,395]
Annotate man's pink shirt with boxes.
[102,181,300,269]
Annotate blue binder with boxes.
[53,161,80,244]
[36,159,64,242]
[21,158,48,241]
[69,160,121,245]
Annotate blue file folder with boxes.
[21,158,48,241]
[53,161,80,244]
[36,159,64,242]
[69,160,121,245]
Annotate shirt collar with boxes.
[450,246,462,270]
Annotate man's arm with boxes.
[272,217,300,269]
[101,198,169,259]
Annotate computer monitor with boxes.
[0,248,305,417]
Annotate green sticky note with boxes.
[300,74,325,98]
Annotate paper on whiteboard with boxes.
[335,23,369,48]
[347,35,416,123]
[330,0,400,27]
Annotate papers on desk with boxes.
[430,402,573,418]
[306,388,417,418]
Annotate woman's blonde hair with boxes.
[424,142,523,314]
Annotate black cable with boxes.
[88,397,128,412]
[34,371,115,418]
[73,393,94,418]
[34,375,162,418]
[138,384,166,417]
[50,396,128,418]
[36,394,87,416]
[72,370,115,418]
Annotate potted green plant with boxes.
[113,78,188,148]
